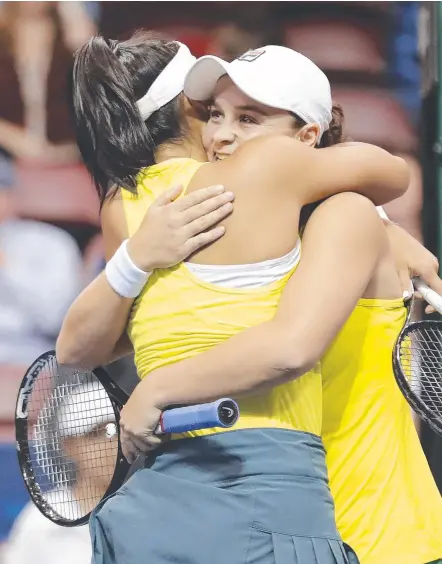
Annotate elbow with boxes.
[279,355,317,382]
[391,156,410,200]
[274,331,320,382]
[374,155,410,206]
[55,334,96,370]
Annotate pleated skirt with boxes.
[90,428,359,564]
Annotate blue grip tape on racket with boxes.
[158,398,239,434]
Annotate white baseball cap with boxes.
[184,45,332,140]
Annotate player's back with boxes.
[322,297,442,564]
[122,158,322,439]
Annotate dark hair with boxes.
[71,32,184,205]
[295,102,345,230]
[317,103,345,148]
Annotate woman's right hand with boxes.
[126,184,234,271]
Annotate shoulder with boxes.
[101,191,129,259]
[309,192,382,219]
[304,193,386,251]
[230,135,307,172]
[200,136,307,201]
[101,192,125,224]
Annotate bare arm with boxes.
[228,136,409,207]
[299,140,409,205]
[121,193,387,415]
[56,185,234,368]
[56,193,134,368]
[384,220,442,303]
[378,202,442,303]
[376,206,442,304]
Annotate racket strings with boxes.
[23,355,119,522]
[399,326,442,416]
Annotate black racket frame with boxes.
[393,318,442,437]
[15,350,130,527]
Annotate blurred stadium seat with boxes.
[15,163,99,225]
[332,87,417,153]
[284,20,387,74]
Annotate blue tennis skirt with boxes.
[90,428,359,564]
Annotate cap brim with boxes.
[184,55,232,101]
[185,54,281,113]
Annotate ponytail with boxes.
[318,103,345,148]
[70,34,182,205]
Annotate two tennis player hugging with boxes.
[56,34,442,564]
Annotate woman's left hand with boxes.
[119,379,167,463]
[386,222,442,312]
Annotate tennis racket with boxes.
[393,276,442,436]
[15,350,239,527]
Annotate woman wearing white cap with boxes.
[63,32,412,564]
[163,47,442,564]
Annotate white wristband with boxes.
[105,240,152,298]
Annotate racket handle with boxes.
[413,276,442,314]
[157,398,239,434]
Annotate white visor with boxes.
[136,42,196,120]
[184,45,332,140]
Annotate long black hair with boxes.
[71,32,185,205]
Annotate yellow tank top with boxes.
[121,158,322,438]
[322,297,442,564]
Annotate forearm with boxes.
[56,271,134,369]
[147,321,308,408]
[330,143,409,205]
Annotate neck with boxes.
[155,116,208,164]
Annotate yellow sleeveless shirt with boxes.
[121,158,322,438]
[322,297,442,564]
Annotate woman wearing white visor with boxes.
[61,33,411,564]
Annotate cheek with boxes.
[240,123,290,144]
[202,123,215,154]
[240,128,264,143]
[233,123,271,147]
[269,123,297,138]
